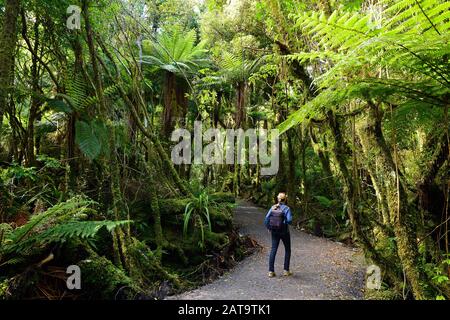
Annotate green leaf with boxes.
[314,195,333,208]
[75,120,101,160]
[46,98,72,113]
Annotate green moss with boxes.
[205,230,229,249]
[209,192,235,203]
[0,279,10,300]
[159,198,192,215]
[365,288,402,300]
[209,208,232,229]
[78,255,137,299]
[127,237,183,289]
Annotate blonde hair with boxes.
[277,192,287,203]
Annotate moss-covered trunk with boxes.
[357,102,432,299]
[328,111,404,289]
[0,0,20,125]
[235,81,246,129]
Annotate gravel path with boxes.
[168,200,366,300]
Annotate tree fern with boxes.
[8,196,96,244]
[56,77,120,112]
[66,74,88,110]
[75,119,109,161]
[3,220,131,256]
[383,0,450,34]
[280,0,449,132]
[75,120,102,160]
[218,51,264,84]
[0,197,131,267]
[82,84,121,108]
[142,26,208,76]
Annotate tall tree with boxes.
[0,0,20,127]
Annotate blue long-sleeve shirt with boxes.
[264,202,292,231]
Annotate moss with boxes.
[78,255,137,299]
[209,192,235,203]
[0,279,10,300]
[159,198,191,215]
[209,207,232,230]
[365,288,402,300]
[0,270,40,300]
[126,237,182,289]
[158,194,235,217]
[205,230,229,249]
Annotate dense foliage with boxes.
[0,0,448,300]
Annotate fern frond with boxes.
[142,26,208,76]
[2,220,131,258]
[383,0,450,34]
[9,196,96,245]
[75,119,111,161]
[66,74,88,110]
[82,84,121,108]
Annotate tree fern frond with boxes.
[383,0,449,34]
[81,84,120,108]
[9,196,96,245]
[142,26,208,76]
[2,220,131,257]
[66,74,88,110]
[75,120,102,161]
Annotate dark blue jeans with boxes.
[269,231,291,272]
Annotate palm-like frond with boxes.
[142,26,208,76]
[218,51,264,84]
[280,0,449,132]
[0,196,131,267]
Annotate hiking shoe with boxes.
[283,270,293,277]
[268,272,276,278]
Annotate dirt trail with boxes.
[169,200,366,300]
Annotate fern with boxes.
[57,76,120,112]
[75,119,110,161]
[218,51,264,84]
[0,223,13,246]
[142,25,208,76]
[280,0,449,132]
[8,196,96,244]
[0,197,131,267]
[183,192,213,249]
[66,74,88,110]
[82,84,121,108]
[383,0,450,34]
[3,220,131,256]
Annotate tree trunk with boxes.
[286,129,297,209]
[82,0,105,113]
[235,82,246,129]
[163,71,176,136]
[355,113,391,228]
[21,9,41,166]
[328,112,359,238]
[309,126,337,199]
[328,111,404,289]
[358,102,432,299]
[0,0,20,126]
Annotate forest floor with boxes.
[168,200,367,300]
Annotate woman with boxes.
[264,192,293,277]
